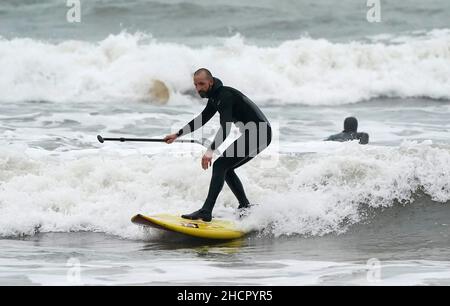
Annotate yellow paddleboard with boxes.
[131,213,245,240]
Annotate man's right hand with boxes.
[164,133,178,144]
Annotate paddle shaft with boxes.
[97,135,203,145]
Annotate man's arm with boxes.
[357,132,369,145]
[176,100,217,137]
[208,93,233,152]
[324,133,339,141]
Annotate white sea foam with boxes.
[1,29,449,105]
[0,140,449,239]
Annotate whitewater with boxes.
[1,0,450,286]
[0,30,449,105]
[0,139,449,239]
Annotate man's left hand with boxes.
[201,150,214,170]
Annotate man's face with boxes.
[193,73,213,98]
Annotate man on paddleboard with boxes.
[164,68,272,222]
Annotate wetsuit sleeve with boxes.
[176,100,217,137]
[325,133,339,141]
[357,132,369,145]
[208,93,234,151]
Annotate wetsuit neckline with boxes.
[206,77,223,98]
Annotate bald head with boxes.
[194,68,213,81]
[193,68,214,98]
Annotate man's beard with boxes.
[198,83,212,98]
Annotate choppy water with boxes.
[1,0,450,44]
[1,197,449,285]
[1,0,449,285]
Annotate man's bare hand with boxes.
[201,150,214,170]
[164,133,178,144]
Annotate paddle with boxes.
[97,135,208,146]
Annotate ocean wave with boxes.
[0,29,449,105]
[0,141,449,239]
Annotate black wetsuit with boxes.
[326,131,369,144]
[177,78,272,218]
[325,117,369,145]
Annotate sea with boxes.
[0,0,449,286]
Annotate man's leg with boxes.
[197,128,258,214]
[227,125,272,210]
[202,156,245,211]
[181,155,247,222]
[224,169,250,208]
[226,125,272,209]
[182,126,271,221]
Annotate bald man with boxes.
[164,69,272,221]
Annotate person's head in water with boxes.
[343,117,358,133]
[194,68,214,98]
